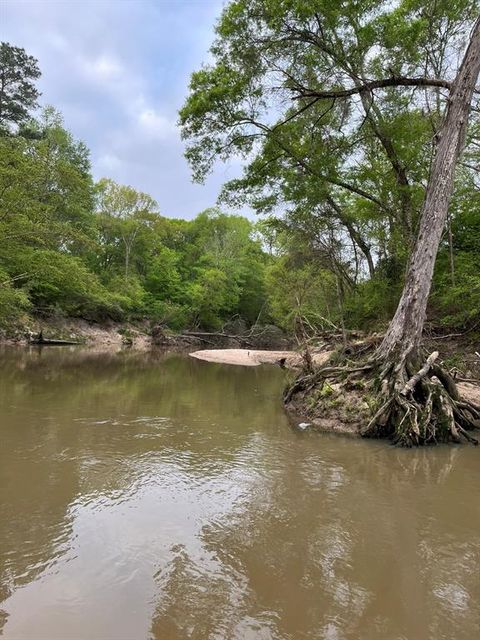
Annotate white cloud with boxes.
[97,153,122,172]
[137,108,176,140]
[77,53,126,87]
[90,55,124,81]
[1,0,243,218]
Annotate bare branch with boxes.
[291,76,452,101]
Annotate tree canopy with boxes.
[0,43,270,332]
[180,0,480,332]
[0,42,41,132]
[1,12,480,349]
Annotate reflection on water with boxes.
[0,347,479,640]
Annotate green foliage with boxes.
[266,258,337,332]
[144,247,182,301]
[2,30,480,338]
[17,249,125,321]
[180,0,480,337]
[143,297,190,331]
[0,71,269,331]
[0,42,41,132]
[0,43,270,332]
[0,269,31,330]
[343,278,401,329]
[432,252,480,328]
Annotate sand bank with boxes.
[189,348,331,368]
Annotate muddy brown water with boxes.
[0,347,479,640]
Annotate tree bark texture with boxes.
[378,17,480,361]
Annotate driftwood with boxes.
[28,331,81,346]
[401,351,439,397]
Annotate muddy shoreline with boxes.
[0,317,291,352]
[189,346,480,438]
[3,319,479,439]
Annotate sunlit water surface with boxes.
[0,347,479,640]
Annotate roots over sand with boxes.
[284,345,480,446]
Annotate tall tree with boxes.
[95,178,158,281]
[180,1,478,279]
[357,15,480,444]
[378,19,480,361]
[180,1,480,444]
[0,42,41,132]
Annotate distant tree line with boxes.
[0,42,269,332]
[2,4,480,346]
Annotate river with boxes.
[0,347,479,639]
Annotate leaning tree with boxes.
[180,0,480,444]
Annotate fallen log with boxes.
[28,331,81,346]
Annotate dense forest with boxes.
[179,0,480,445]
[0,44,271,333]
[180,0,480,336]
[1,2,480,350]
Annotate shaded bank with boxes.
[2,317,290,351]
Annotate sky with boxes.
[0,0,245,219]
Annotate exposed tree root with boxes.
[284,347,480,446]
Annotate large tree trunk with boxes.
[378,17,480,361]
[286,18,480,446]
